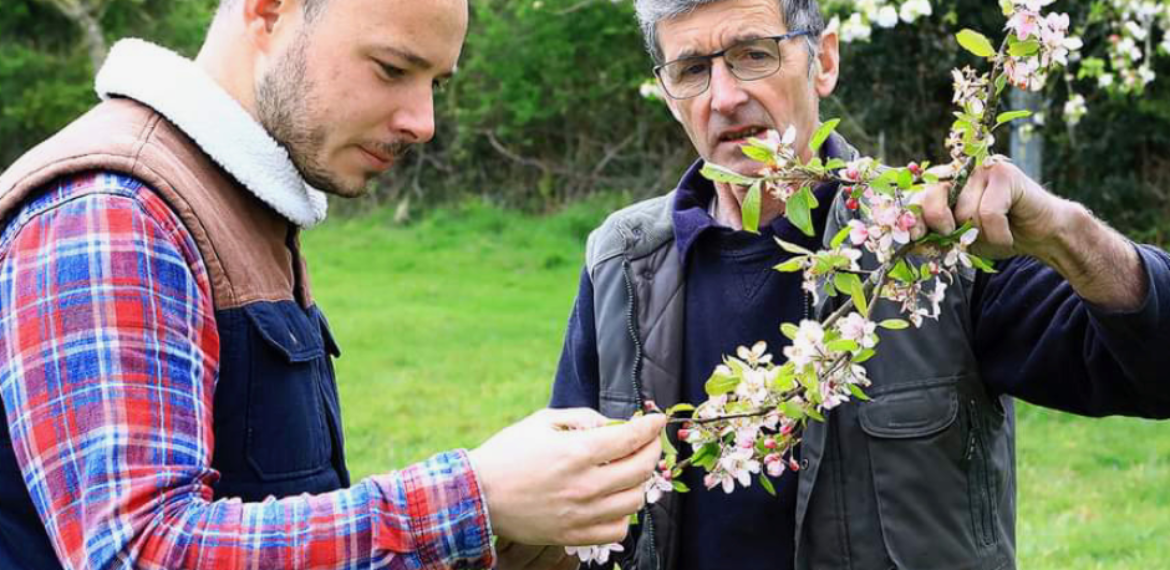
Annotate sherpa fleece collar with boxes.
[95,38,329,227]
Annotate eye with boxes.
[679,60,710,78]
[377,61,406,81]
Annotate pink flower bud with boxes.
[789,458,801,472]
[658,460,669,471]
[663,470,673,481]
[678,428,690,440]
[781,423,794,436]
[845,168,860,181]
[908,162,922,176]
[846,198,860,211]
[764,437,778,449]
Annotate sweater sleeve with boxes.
[972,244,1170,418]
[550,267,602,410]
[0,173,494,570]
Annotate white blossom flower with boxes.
[566,543,625,565]
[644,471,673,504]
[838,313,878,348]
[876,5,899,28]
[1063,93,1087,126]
[899,0,932,24]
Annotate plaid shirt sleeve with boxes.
[0,172,495,570]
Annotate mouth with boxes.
[717,125,770,145]
[359,146,397,171]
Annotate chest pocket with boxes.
[243,301,334,479]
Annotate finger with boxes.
[582,483,648,526]
[537,408,609,431]
[974,173,1015,253]
[591,433,663,494]
[585,414,667,464]
[566,516,633,547]
[919,182,956,236]
[953,167,988,225]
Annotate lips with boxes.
[717,125,769,143]
[359,146,396,170]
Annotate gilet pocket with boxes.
[243,302,332,480]
[858,376,983,570]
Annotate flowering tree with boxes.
[570,1,1083,566]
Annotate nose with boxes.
[708,58,749,115]
[390,82,436,144]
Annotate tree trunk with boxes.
[74,6,108,71]
[34,0,110,72]
[1008,88,1044,181]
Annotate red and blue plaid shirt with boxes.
[0,172,495,569]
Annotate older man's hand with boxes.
[914,158,1146,310]
[915,158,1074,260]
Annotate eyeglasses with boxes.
[653,31,815,100]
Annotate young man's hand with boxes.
[470,408,666,546]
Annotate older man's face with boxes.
[657,0,837,176]
[255,0,468,197]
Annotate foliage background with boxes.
[2,0,1167,237]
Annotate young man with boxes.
[549,0,1170,569]
[0,0,665,568]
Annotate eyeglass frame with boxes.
[652,30,816,100]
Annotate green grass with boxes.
[302,199,1169,569]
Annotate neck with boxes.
[195,20,259,117]
[712,181,786,231]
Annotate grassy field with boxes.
[302,199,1168,569]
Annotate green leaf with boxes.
[705,374,739,396]
[692,443,719,469]
[781,323,800,340]
[830,225,852,249]
[701,163,758,186]
[996,110,1032,127]
[787,187,814,236]
[759,473,777,496]
[897,168,914,189]
[827,338,860,353]
[666,403,696,415]
[671,480,691,493]
[824,158,847,171]
[995,74,1008,96]
[775,238,814,256]
[850,277,868,317]
[806,407,825,422]
[778,401,806,420]
[852,348,876,363]
[628,511,638,526]
[1000,0,1014,16]
[774,257,806,272]
[742,182,762,234]
[1008,39,1040,57]
[969,254,998,273]
[889,259,915,282]
[879,319,910,330]
[869,169,900,194]
[742,145,774,163]
[848,383,872,401]
[956,29,996,59]
[660,429,677,457]
[809,118,841,154]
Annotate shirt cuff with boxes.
[370,449,495,569]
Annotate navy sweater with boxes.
[550,159,1170,570]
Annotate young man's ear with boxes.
[814,29,840,97]
[241,0,298,51]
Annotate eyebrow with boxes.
[672,33,771,60]
[376,45,434,70]
[374,45,457,80]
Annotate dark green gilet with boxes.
[585,138,1017,570]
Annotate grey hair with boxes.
[634,0,825,64]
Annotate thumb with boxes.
[584,413,667,464]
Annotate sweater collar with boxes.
[672,133,853,260]
[95,39,329,228]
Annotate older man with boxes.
[548,0,1170,569]
[0,0,666,568]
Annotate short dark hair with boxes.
[217,0,330,23]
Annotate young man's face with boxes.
[657,0,837,176]
[255,0,468,197]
